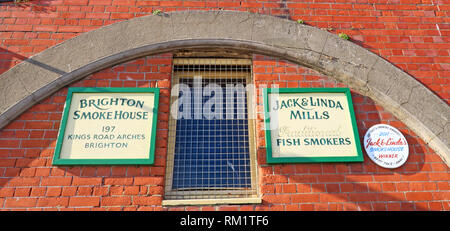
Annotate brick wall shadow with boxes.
[0,47,24,75]
[0,47,66,75]
[0,0,56,13]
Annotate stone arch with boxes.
[0,11,448,165]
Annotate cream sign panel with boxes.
[53,88,159,165]
[263,88,363,163]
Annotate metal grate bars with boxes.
[165,58,257,200]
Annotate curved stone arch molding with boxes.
[0,11,448,165]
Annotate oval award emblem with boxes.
[363,124,409,169]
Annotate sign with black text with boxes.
[263,88,363,163]
[53,88,159,165]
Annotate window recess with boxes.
[163,58,259,203]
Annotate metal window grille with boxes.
[164,58,258,200]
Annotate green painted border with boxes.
[52,87,160,165]
[263,88,364,164]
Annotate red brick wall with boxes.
[0,0,448,102]
[0,54,448,211]
[0,0,449,211]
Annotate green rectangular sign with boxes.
[263,88,363,164]
[53,87,160,165]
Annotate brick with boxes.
[382,183,396,192]
[0,140,20,148]
[282,184,297,193]
[111,0,134,5]
[219,206,239,211]
[64,0,89,5]
[104,177,133,186]
[92,186,109,196]
[136,1,159,6]
[320,193,349,203]
[21,140,52,148]
[406,192,433,201]
[88,0,112,5]
[292,194,320,203]
[437,182,450,190]
[263,175,288,184]
[58,26,83,33]
[349,193,378,202]
[261,185,274,194]
[377,193,405,202]
[69,197,100,207]
[317,175,345,183]
[6,25,33,31]
[340,183,355,193]
[401,173,429,181]
[311,184,326,193]
[0,188,15,197]
[110,13,134,20]
[109,186,124,195]
[133,196,162,206]
[41,177,73,186]
[15,158,46,167]
[428,202,443,210]
[30,187,46,197]
[5,198,37,208]
[297,184,312,193]
[201,206,216,211]
[8,178,40,187]
[254,74,278,81]
[18,168,36,177]
[3,39,29,46]
[148,186,164,195]
[373,174,402,182]
[101,197,131,206]
[14,188,31,197]
[157,80,171,88]
[77,186,94,196]
[72,177,103,186]
[111,166,127,176]
[0,158,16,167]
[432,192,449,201]
[37,197,69,207]
[33,25,58,32]
[123,186,140,195]
[326,184,340,193]
[35,168,51,177]
[46,187,62,197]
[133,177,164,186]
[263,194,291,204]
[428,172,450,181]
